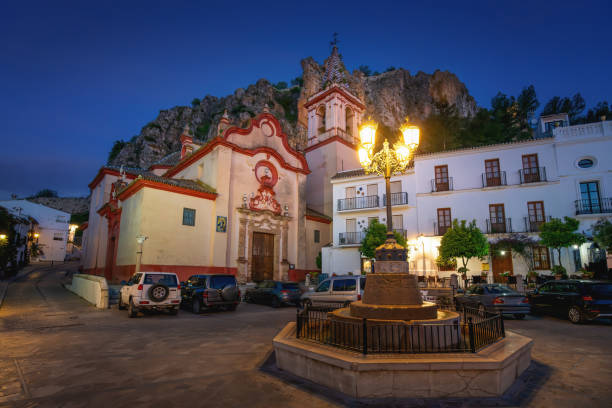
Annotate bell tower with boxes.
[304,45,365,218]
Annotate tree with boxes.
[33,189,58,198]
[384,66,396,72]
[290,76,303,87]
[438,219,489,274]
[0,207,17,276]
[420,102,462,153]
[542,93,586,122]
[515,85,539,136]
[316,251,322,269]
[191,98,201,107]
[492,234,537,272]
[359,220,406,259]
[539,217,586,269]
[593,219,612,251]
[274,81,288,90]
[107,140,126,164]
[358,65,372,76]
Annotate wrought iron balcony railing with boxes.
[486,217,512,234]
[482,171,507,188]
[382,192,408,206]
[519,167,547,184]
[523,216,551,232]
[434,222,451,236]
[431,177,454,192]
[337,195,380,211]
[575,198,612,215]
[338,231,366,245]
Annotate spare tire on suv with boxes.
[221,284,238,301]
[148,284,169,302]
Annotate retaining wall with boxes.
[67,274,109,309]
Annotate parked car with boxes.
[454,283,530,319]
[244,280,301,307]
[180,274,240,313]
[118,272,181,318]
[300,275,366,308]
[528,280,612,324]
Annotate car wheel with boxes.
[128,298,138,318]
[117,295,125,310]
[192,298,201,314]
[270,297,281,308]
[568,306,583,324]
[514,314,526,320]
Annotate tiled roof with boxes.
[331,168,366,180]
[305,207,332,221]
[323,46,349,88]
[104,165,151,177]
[135,174,216,195]
[151,151,181,167]
[414,136,554,159]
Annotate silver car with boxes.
[454,283,530,319]
[300,275,366,307]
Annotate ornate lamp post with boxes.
[357,118,419,266]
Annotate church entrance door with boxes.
[252,232,274,281]
[492,250,513,283]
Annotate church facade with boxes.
[81,46,362,283]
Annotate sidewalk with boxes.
[0,263,67,309]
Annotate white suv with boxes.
[118,272,181,317]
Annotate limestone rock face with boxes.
[109,55,477,170]
[27,196,90,214]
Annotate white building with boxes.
[325,116,612,281]
[0,200,70,262]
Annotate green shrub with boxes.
[107,140,126,163]
[191,98,201,107]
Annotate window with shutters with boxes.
[522,154,540,183]
[533,246,550,270]
[489,204,506,233]
[485,159,501,186]
[182,208,196,226]
[527,201,545,231]
[437,208,451,235]
[434,165,449,191]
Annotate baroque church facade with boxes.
[81,46,363,283]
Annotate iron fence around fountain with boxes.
[296,304,505,354]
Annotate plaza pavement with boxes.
[0,263,611,407]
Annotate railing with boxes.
[337,195,379,211]
[296,305,505,354]
[482,171,507,188]
[431,177,454,192]
[338,231,365,245]
[383,192,408,206]
[575,198,612,215]
[434,222,451,236]
[554,121,610,139]
[523,216,551,232]
[519,167,547,184]
[486,217,512,234]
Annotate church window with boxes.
[314,230,320,243]
[317,106,326,135]
[345,107,354,137]
[182,208,196,226]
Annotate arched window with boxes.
[317,105,326,135]
[345,107,354,137]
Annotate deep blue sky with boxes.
[1,0,610,199]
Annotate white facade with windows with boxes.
[324,119,612,280]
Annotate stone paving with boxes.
[0,263,611,407]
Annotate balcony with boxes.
[434,222,451,236]
[523,216,552,232]
[482,171,507,188]
[382,192,408,206]
[430,178,454,192]
[339,231,365,245]
[337,195,379,211]
[486,217,512,234]
[575,198,612,215]
[519,167,547,184]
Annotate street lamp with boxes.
[358,118,419,264]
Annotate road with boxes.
[0,263,611,408]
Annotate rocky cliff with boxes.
[28,196,90,215]
[109,54,477,169]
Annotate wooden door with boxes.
[489,204,506,233]
[492,250,513,283]
[522,154,540,182]
[251,232,274,282]
[485,159,501,186]
[435,165,449,191]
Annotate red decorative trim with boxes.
[148,164,173,171]
[88,168,137,190]
[254,160,278,187]
[303,86,365,110]
[305,215,332,224]
[180,134,193,144]
[117,179,217,202]
[304,135,357,153]
[80,222,89,230]
[164,113,310,178]
[111,264,237,284]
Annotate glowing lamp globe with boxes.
[401,124,420,148]
[358,147,371,166]
[395,145,410,164]
[359,120,377,148]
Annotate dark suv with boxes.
[181,274,240,313]
[528,280,612,323]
